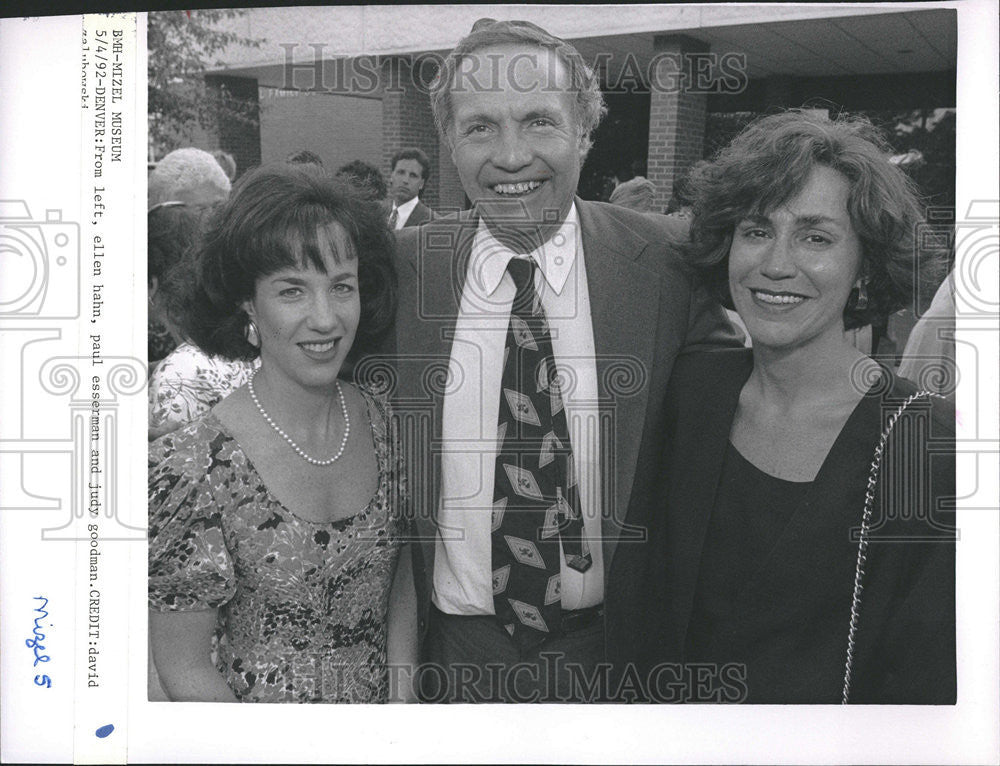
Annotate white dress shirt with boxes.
[432,203,606,614]
[392,195,420,230]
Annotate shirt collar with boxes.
[395,195,420,220]
[472,202,579,297]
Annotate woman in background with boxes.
[629,111,954,704]
[149,165,415,703]
[147,199,259,439]
[147,201,200,368]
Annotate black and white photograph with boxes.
[1,2,998,764]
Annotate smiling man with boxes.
[381,19,740,703]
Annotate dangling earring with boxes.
[854,279,869,311]
[245,319,261,349]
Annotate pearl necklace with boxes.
[248,368,350,466]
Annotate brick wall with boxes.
[436,145,467,213]
[380,56,444,208]
[647,35,709,212]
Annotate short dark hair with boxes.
[390,148,431,182]
[609,176,657,213]
[148,203,201,287]
[429,19,606,158]
[336,160,388,201]
[286,149,324,168]
[171,164,396,362]
[685,110,941,330]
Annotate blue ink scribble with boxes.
[26,597,52,676]
[95,724,114,738]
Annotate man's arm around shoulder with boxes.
[642,210,745,351]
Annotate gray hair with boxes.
[148,147,232,208]
[609,176,657,213]
[430,19,606,159]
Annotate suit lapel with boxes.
[402,200,428,228]
[576,200,660,566]
[668,353,751,656]
[408,213,475,355]
[398,214,478,572]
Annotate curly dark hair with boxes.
[685,110,942,330]
[148,203,201,288]
[286,149,324,168]
[335,160,387,202]
[168,164,397,362]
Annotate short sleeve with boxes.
[148,425,238,611]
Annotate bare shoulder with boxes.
[210,384,249,426]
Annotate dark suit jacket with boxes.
[359,199,741,653]
[620,349,956,703]
[401,199,433,228]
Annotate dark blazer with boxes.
[401,199,433,228]
[361,199,742,653]
[620,349,956,703]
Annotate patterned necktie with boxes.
[388,205,399,229]
[491,257,591,649]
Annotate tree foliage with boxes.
[703,108,956,215]
[148,9,261,158]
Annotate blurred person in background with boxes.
[897,269,957,400]
[286,149,325,169]
[608,176,657,214]
[336,159,388,202]
[212,149,238,182]
[147,202,201,368]
[148,147,231,215]
[387,147,434,229]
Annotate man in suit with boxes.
[388,148,434,229]
[374,19,738,702]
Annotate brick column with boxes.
[436,148,467,213]
[205,75,261,179]
[380,56,442,208]
[647,35,709,212]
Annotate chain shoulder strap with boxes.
[841,390,944,704]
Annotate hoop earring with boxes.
[245,319,261,349]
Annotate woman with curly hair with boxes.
[622,111,955,704]
[148,164,416,703]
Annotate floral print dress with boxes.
[148,342,259,434]
[148,387,407,703]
